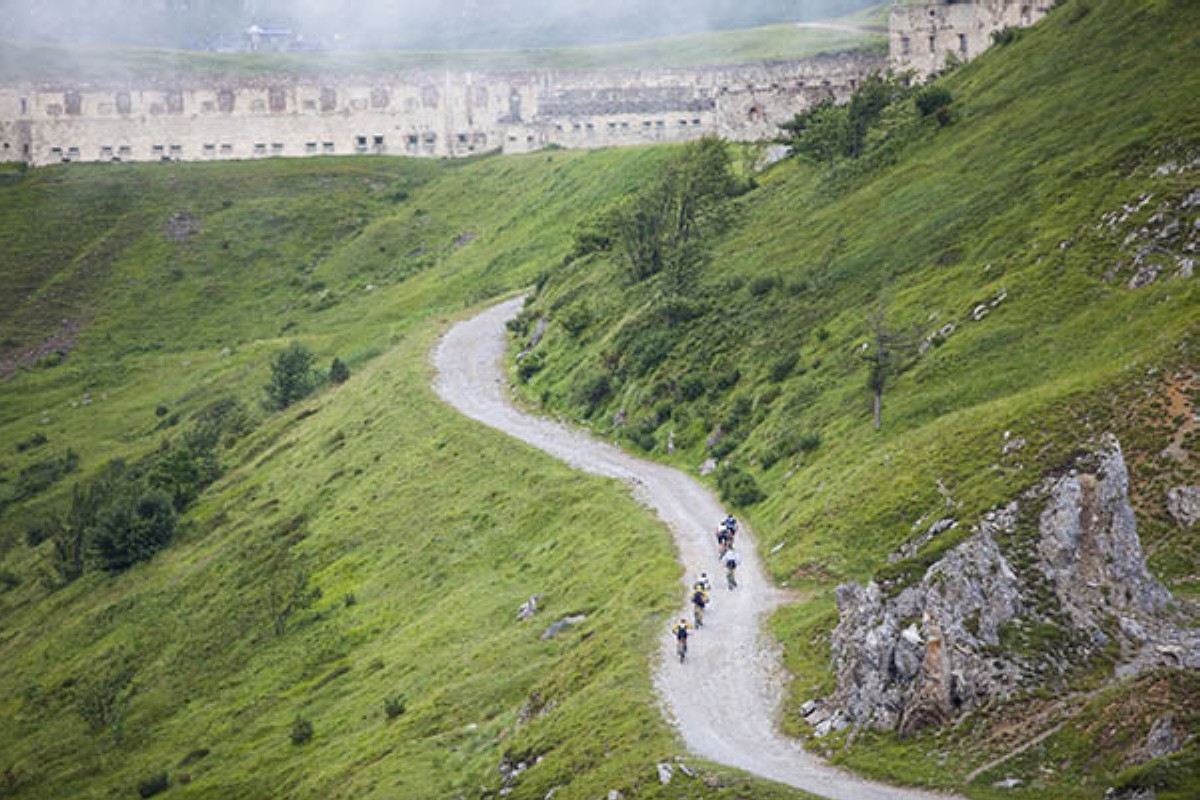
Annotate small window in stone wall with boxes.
[322,142,335,153]
[218,89,235,113]
[305,142,318,154]
[692,118,701,125]
[253,143,266,155]
[269,87,287,112]
[50,146,63,159]
[166,92,184,114]
[901,36,910,56]
[118,145,132,158]
[929,35,937,53]
[959,33,968,55]
[221,144,233,155]
[373,135,385,153]
[100,145,113,159]
[356,135,368,153]
[203,143,216,156]
[271,143,284,155]
[320,87,337,111]
[169,145,182,158]
[64,91,82,115]
[406,134,419,153]
[303,99,316,111]
[67,146,80,159]
[202,100,216,113]
[19,97,28,114]
[47,104,63,116]
[371,87,389,109]
[152,144,165,156]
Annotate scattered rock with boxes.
[516,595,543,622]
[705,425,724,450]
[611,409,627,428]
[607,791,624,800]
[164,211,201,242]
[972,304,990,321]
[453,232,477,248]
[992,777,1022,789]
[656,763,674,784]
[699,458,717,476]
[1166,486,1199,528]
[540,615,586,641]
[1136,714,1182,764]
[666,430,675,454]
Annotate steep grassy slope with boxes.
[0,153,811,799]
[516,1,1199,796]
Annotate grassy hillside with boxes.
[515,0,1199,796]
[0,21,881,83]
[0,153,814,799]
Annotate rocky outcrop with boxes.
[811,436,1198,736]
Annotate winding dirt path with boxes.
[434,298,956,800]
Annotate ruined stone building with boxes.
[0,2,1057,168]
[0,55,880,167]
[889,0,1052,77]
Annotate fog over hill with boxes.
[0,0,876,50]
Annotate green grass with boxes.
[0,20,881,82]
[0,0,1197,797]
[0,150,818,798]
[514,0,1199,793]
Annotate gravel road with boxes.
[433,297,958,800]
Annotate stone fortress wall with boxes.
[0,3,1056,168]
[889,0,1052,77]
[0,54,880,167]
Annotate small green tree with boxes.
[266,342,315,409]
[860,303,919,431]
[328,357,350,385]
[914,85,954,121]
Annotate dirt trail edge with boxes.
[434,298,958,800]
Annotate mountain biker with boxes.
[716,526,733,557]
[691,586,709,628]
[723,547,740,589]
[695,572,712,593]
[722,514,738,535]
[672,619,691,662]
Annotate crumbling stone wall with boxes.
[889,0,1053,78]
[0,52,882,167]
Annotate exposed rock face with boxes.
[819,436,1198,736]
[1166,486,1200,528]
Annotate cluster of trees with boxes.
[266,343,350,410]
[10,341,350,589]
[571,136,747,313]
[32,398,252,582]
[779,73,955,164]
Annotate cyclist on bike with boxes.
[672,619,691,662]
[695,572,712,593]
[716,526,733,557]
[691,585,709,628]
[723,547,740,589]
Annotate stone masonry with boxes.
[889,0,1053,78]
[0,53,880,167]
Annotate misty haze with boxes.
[1,0,876,50]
